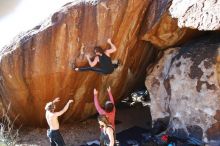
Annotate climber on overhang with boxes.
[72,38,119,75]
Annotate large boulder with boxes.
[169,0,220,30]
[0,0,157,126]
[145,34,220,142]
[140,0,201,49]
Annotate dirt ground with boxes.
[16,119,100,146]
[16,105,151,146]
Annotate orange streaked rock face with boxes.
[139,0,202,49]
[142,12,200,49]
[0,0,159,126]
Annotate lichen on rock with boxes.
[146,34,220,142]
[169,0,220,30]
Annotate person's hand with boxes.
[107,38,112,44]
[68,100,74,104]
[53,97,60,103]
[107,86,111,92]
[94,88,98,95]
[81,43,85,49]
[80,44,85,55]
[85,54,90,59]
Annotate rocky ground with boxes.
[16,104,151,146]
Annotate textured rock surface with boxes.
[0,0,158,126]
[141,0,201,49]
[169,0,220,30]
[145,34,220,142]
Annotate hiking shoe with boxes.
[71,62,75,69]
[116,59,120,66]
[113,59,120,69]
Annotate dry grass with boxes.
[0,104,20,146]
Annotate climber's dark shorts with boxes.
[47,129,65,146]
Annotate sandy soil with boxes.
[16,105,151,146]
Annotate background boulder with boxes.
[146,34,220,142]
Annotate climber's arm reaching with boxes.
[94,88,106,115]
[54,100,73,117]
[105,39,117,56]
[107,86,115,104]
[86,55,99,67]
